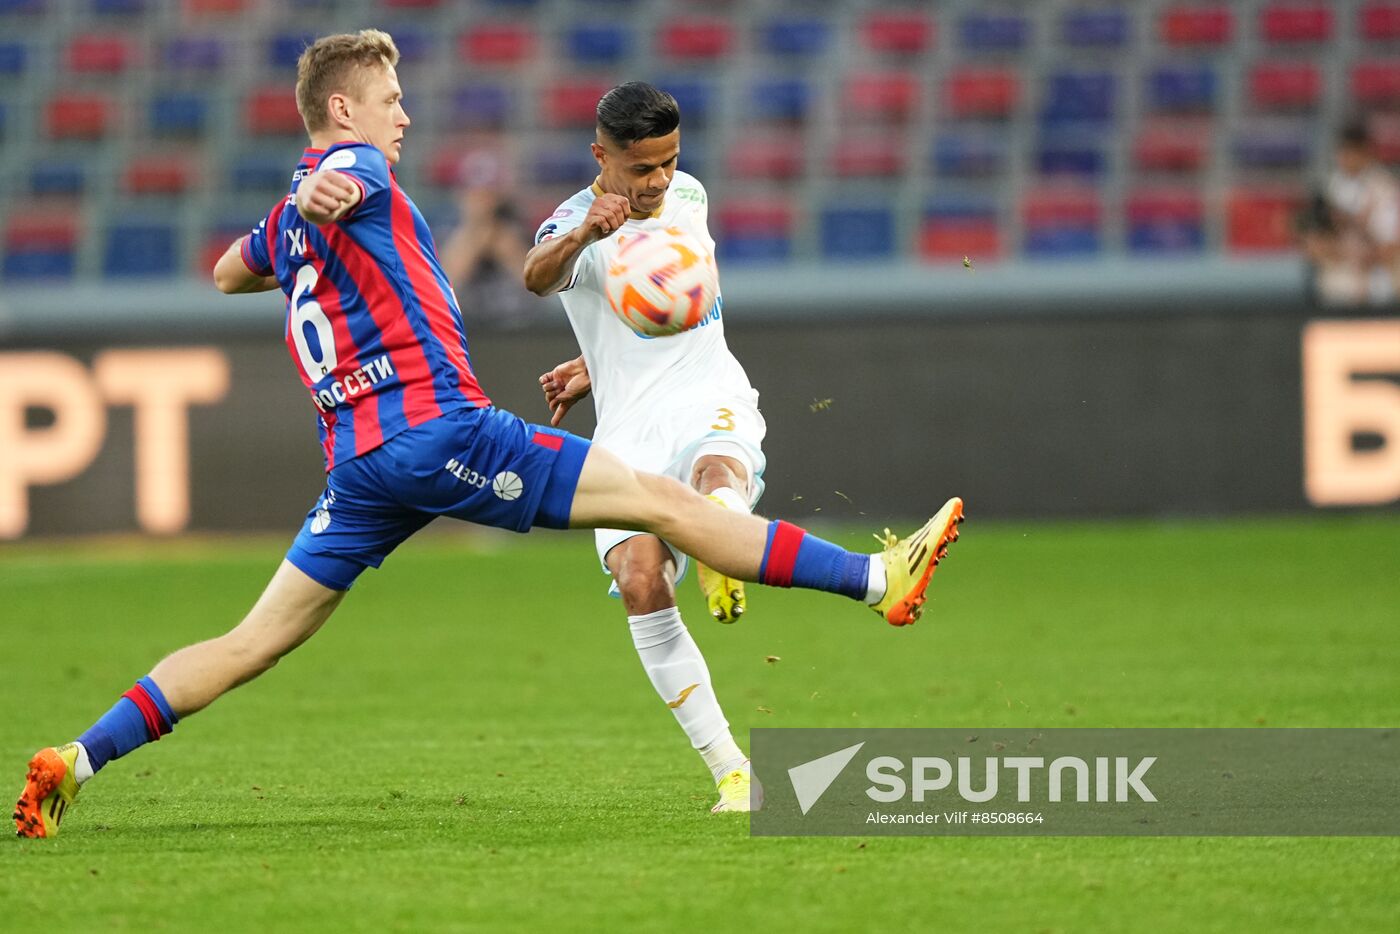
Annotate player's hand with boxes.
[297,170,360,225]
[538,356,591,426]
[577,193,630,244]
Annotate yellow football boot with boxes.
[13,744,82,838]
[697,494,746,624]
[711,760,763,814]
[871,497,965,627]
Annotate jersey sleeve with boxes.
[240,211,275,277]
[534,200,594,292]
[316,143,391,221]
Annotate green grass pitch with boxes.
[3,515,1399,932]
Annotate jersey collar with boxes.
[591,178,664,220]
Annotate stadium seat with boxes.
[0,0,45,11]
[162,36,227,71]
[1041,71,1116,125]
[919,198,1001,262]
[1259,3,1332,43]
[269,33,315,70]
[29,161,85,196]
[820,205,895,260]
[150,91,211,136]
[843,72,919,123]
[716,202,794,264]
[125,155,195,195]
[46,92,114,139]
[460,24,536,65]
[3,211,79,281]
[832,136,905,178]
[1248,62,1322,111]
[1233,124,1311,169]
[1061,8,1130,47]
[749,78,814,123]
[1368,113,1400,164]
[448,83,511,129]
[932,130,1008,178]
[541,79,613,128]
[862,10,934,55]
[945,67,1019,119]
[93,0,146,12]
[382,0,445,7]
[1036,133,1107,178]
[1126,190,1205,254]
[183,0,247,12]
[531,146,597,185]
[565,24,630,63]
[658,17,732,59]
[230,152,291,193]
[67,35,135,73]
[1146,64,1218,113]
[1351,62,1400,106]
[1022,188,1102,257]
[726,134,803,180]
[1225,189,1302,252]
[1133,119,1211,172]
[246,87,305,135]
[959,12,1030,50]
[386,27,430,65]
[656,79,713,127]
[0,41,29,76]
[758,16,830,57]
[1360,3,1400,40]
[1159,5,1233,46]
[104,220,178,277]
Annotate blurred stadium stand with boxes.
[0,0,1369,314]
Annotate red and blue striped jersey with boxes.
[242,142,491,470]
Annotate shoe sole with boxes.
[13,748,66,839]
[885,497,965,627]
[709,581,745,624]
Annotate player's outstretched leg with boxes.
[568,446,963,627]
[14,561,343,838]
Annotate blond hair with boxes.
[295,30,400,134]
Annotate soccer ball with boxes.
[604,227,718,337]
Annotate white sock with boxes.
[706,485,750,514]
[72,741,94,785]
[865,553,887,604]
[700,736,747,782]
[628,607,744,781]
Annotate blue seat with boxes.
[1036,133,1107,177]
[532,147,596,185]
[269,33,314,70]
[760,17,831,56]
[92,0,145,12]
[656,79,713,126]
[924,196,998,223]
[163,37,226,71]
[1061,9,1129,47]
[387,27,431,65]
[230,153,290,192]
[1024,227,1101,257]
[1147,65,1217,113]
[932,132,1008,177]
[30,161,85,195]
[566,24,630,63]
[0,0,45,12]
[4,251,74,280]
[0,41,28,75]
[1041,71,1117,125]
[150,92,210,136]
[1128,220,1205,253]
[718,236,792,264]
[961,13,1030,50]
[104,221,177,277]
[1233,127,1310,169]
[451,84,510,128]
[749,78,812,121]
[820,206,895,260]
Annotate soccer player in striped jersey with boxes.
[13,31,964,839]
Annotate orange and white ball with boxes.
[604,227,718,337]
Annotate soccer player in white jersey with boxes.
[520,83,772,812]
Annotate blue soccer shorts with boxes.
[285,406,590,591]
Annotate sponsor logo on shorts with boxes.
[310,490,335,534]
[492,471,523,501]
[445,458,489,488]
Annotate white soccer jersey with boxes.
[535,171,758,449]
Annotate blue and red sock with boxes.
[76,676,179,774]
[759,520,870,600]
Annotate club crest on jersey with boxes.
[536,223,559,244]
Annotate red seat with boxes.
[67,35,135,73]
[1249,62,1322,110]
[1133,118,1212,172]
[843,72,919,122]
[1259,3,1332,42]
[1351,61,1400,106]
[125,156,194,194]
[1126,189,1204,224]
[541,79,614,128]
[919,219,1001,262]
[1226,189,1303,252]
[945,67,1019,119]
[383,0,444,7]
[184,0,248,12]
[832,136,905,177]
[1361,3,1400,40]
[1023,187,1102,226]
[245,87,304,135]
[1160,5,1234,45]
[460,25,535,65]
[46,93,115,139]
[1369,113,1400,164]
[657,18,732,59]
[717,202,795,237]
[726,135,804,180]
[863,11,935,54]
[4,211,80,251]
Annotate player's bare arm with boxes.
[539,355,592,426]
[296,169,362,226]
[522,193,630,296]
[212,237,280,294]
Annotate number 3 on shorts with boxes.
[710,407,736,431]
